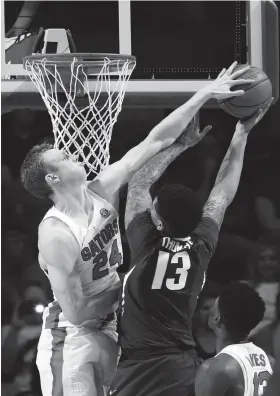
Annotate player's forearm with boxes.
[128,142,185,190]
[80,291,119,325]
[210,131,248,205]
[124,142,186,229]
[68,284,120,326]
[148,89,211,148]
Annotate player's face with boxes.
[43,149,87,186]
[257,246,279,281]
[198,298,217,327]
[208,297,221,333]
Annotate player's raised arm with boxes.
[38,221,120,326]
[90,62,253,202]
[124,113,212,229]
[203,99,273,230]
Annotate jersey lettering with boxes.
[247,353,267,368]
[109,239,123,267]
[81,219,119,261]
[162,236,193,252]
[152,250,191,290]
[253,371,271,396]
[92,238,122,281]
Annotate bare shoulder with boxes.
[39,218,79,258]
[203,194,230,230]
[198,354,241,381]
[39,217,73,240]
[196,354,242,396]
[196,357,217,376]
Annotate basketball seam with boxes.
[226,97,272,108]
[220,104,241,118]
[219,77,269,105]
[242,77,269,92]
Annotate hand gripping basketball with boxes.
[206,61,255,100]
[235,97,274,135]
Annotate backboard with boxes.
[1,0,279,111]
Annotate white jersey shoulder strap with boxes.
[40,206,85,246]
[217,343,272,396]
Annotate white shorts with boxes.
[36,326,119,396]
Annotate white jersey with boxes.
[39,188,122,329]
[217,342,273,396]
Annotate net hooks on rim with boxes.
[23,53,136,179]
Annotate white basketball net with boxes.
[24,56,136,178]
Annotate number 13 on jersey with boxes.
[152,251,191,291]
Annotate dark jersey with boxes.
[118,211,219,353]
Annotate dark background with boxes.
[5,1,247,78]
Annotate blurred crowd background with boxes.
[2,102,280,396]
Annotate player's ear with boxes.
[45,173,60,185]
[214,315,223,331]
[157,221,163,231]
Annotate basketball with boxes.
[219,65,272,119]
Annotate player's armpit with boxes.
[193,217,220,258]
[125,211,159,266]
[125,184,152,230]
[203,194,230,231]
[195,355,237,396]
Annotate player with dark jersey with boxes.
[109,95,273,395]
[119,213,218,353]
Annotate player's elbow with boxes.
[58,298,88,326]
[68,316,82,326]
[210,185,235,206]
[65,309,93,327]
[150,135,175,150]
[62,307,83,326]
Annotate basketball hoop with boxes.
[23,53,136,178]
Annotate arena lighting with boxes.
[34,303,45,314]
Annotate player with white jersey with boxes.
[20,62,252,396]
[39,191,122,330]
[195,282,273,396]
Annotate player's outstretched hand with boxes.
[177,112,212,148]
[205,61,255,100]
[236,97,274,135]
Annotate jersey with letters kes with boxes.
[217,342,273,396]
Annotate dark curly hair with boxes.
[155,184,202,238]
[20,142,54,199]
[218,282,265,339]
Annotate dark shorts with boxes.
[108,349,202,396]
